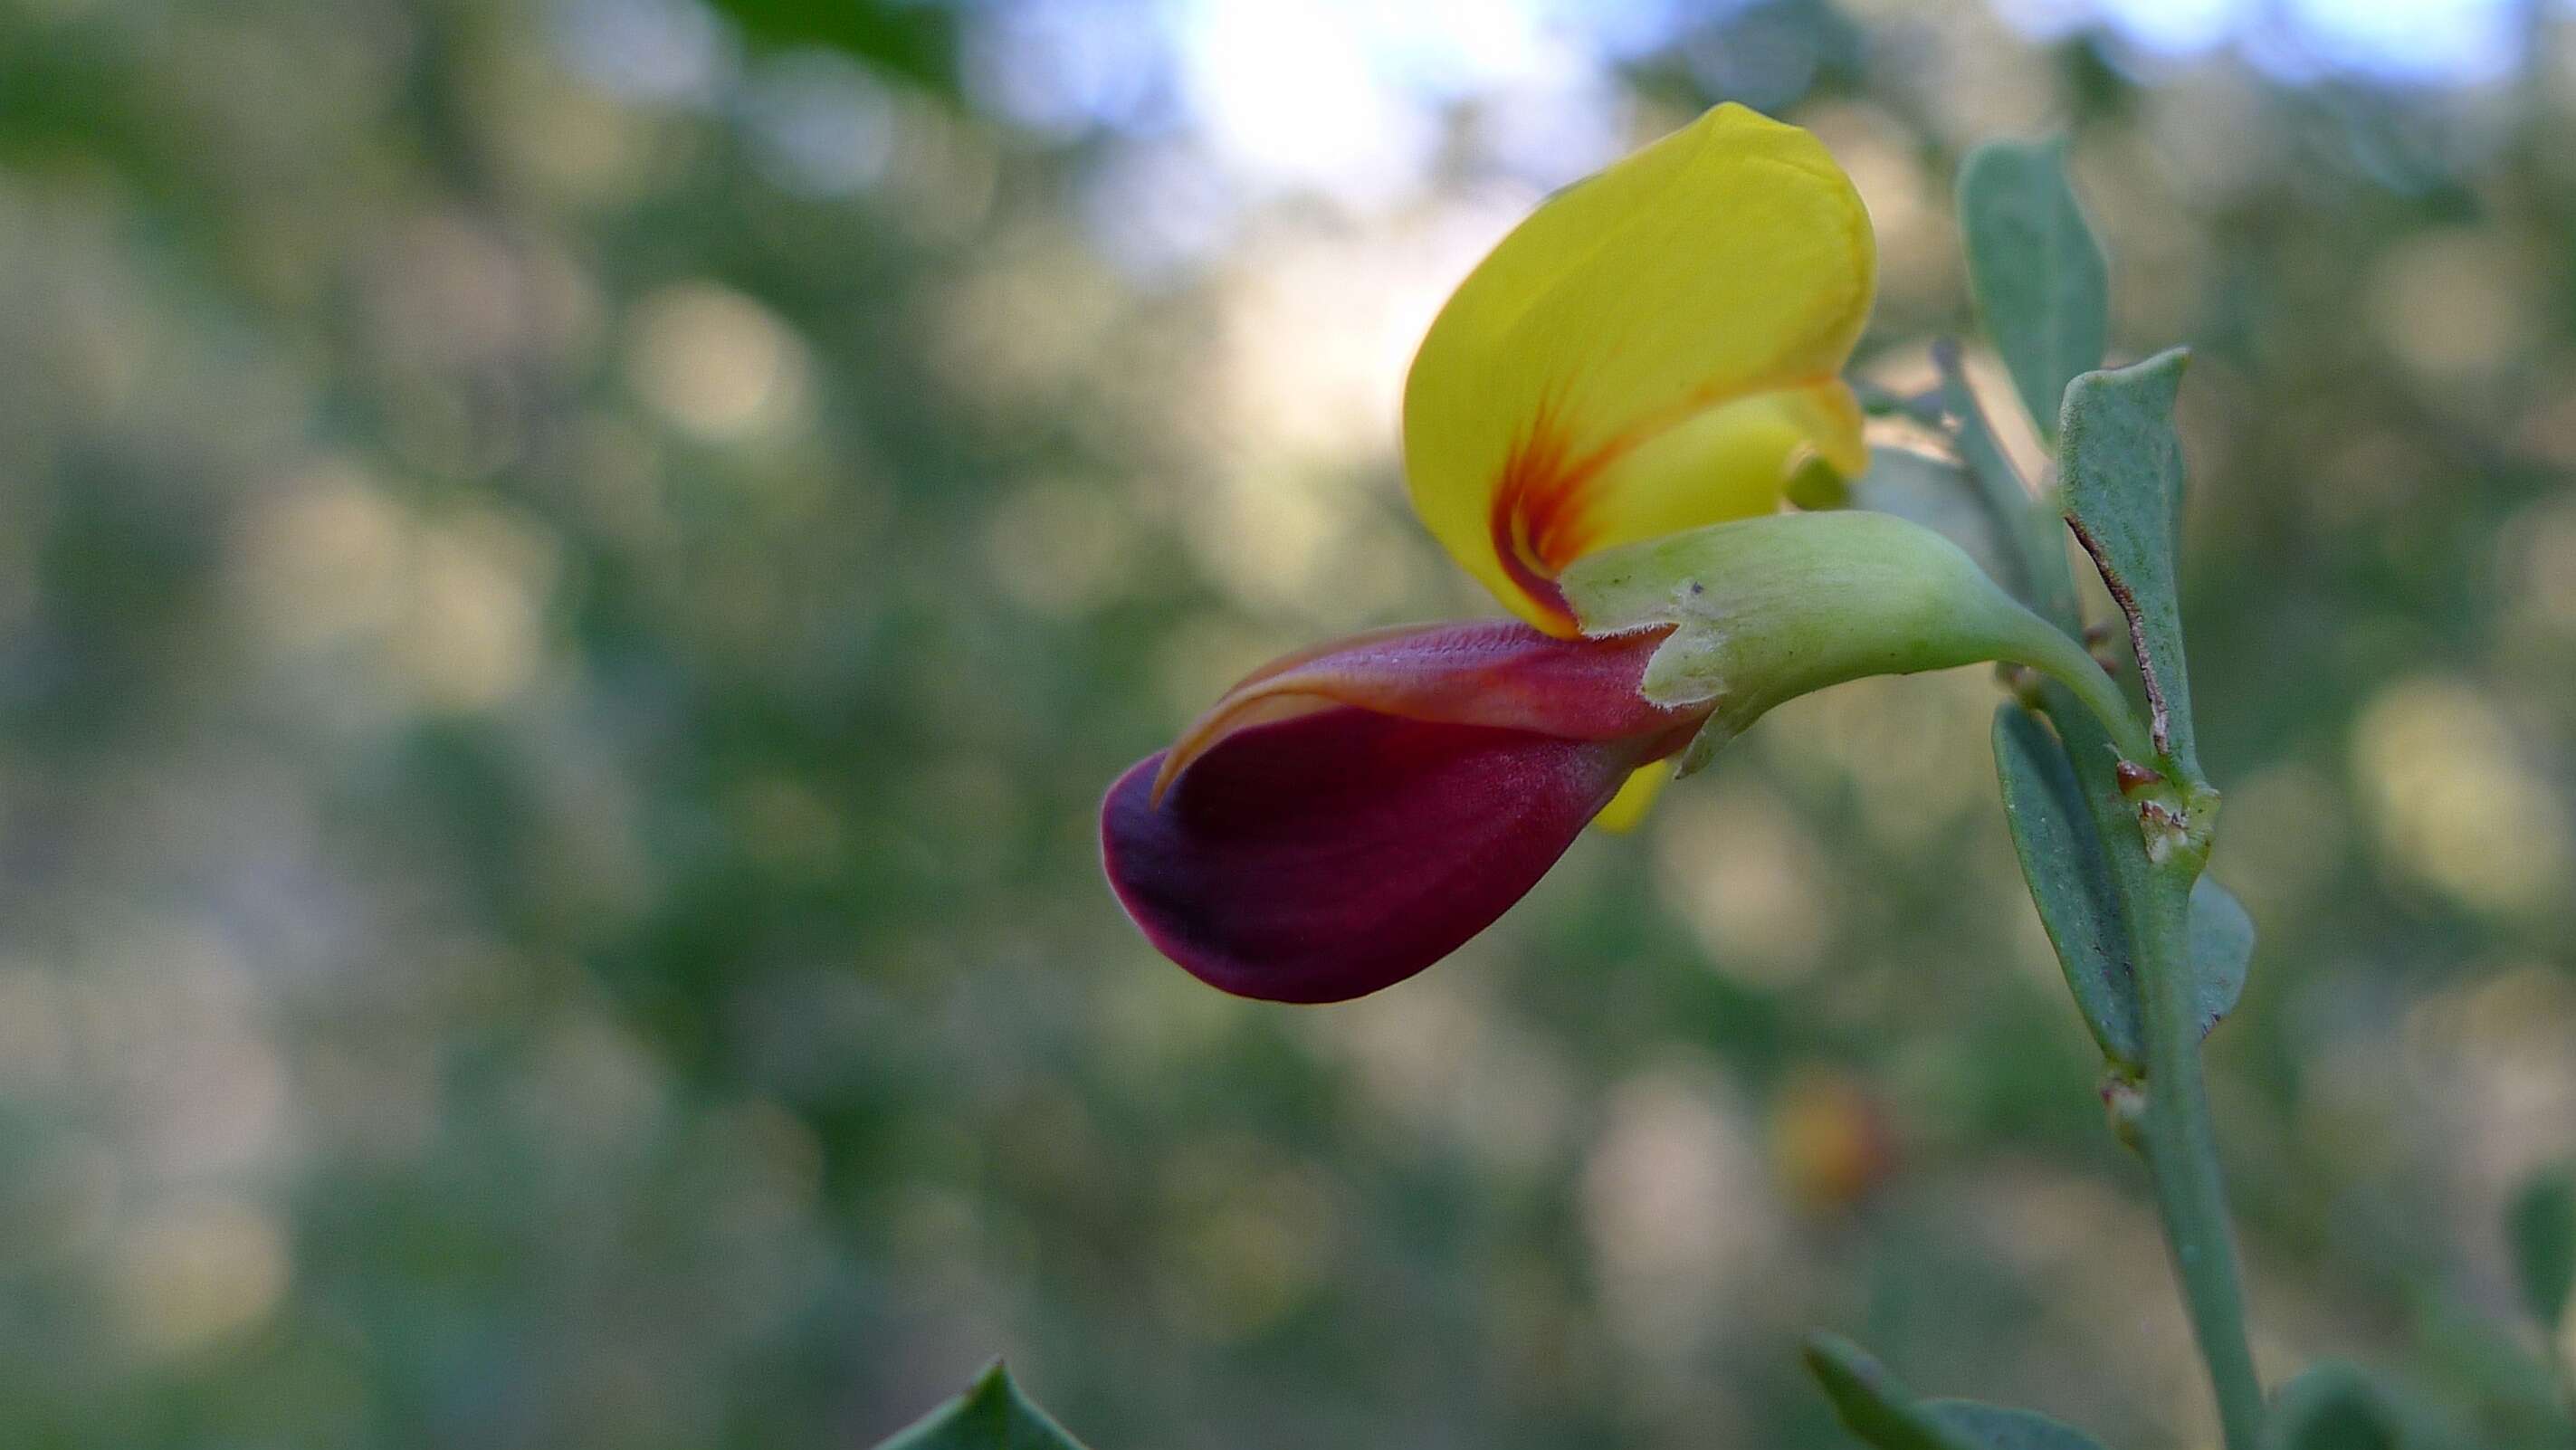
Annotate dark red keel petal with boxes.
[1103,706,1683,1004]
[1150,619,1680,804]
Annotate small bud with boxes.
[1782,453,1849,510]
[1994,661,2046,710]
[2114,760,2202,864]
[2101,1073,2148,1152]
[2130,778,2220,869]
[2083,624,2124,673]
[2138,800,2189,863]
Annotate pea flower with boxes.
[1103,106,2144,1004]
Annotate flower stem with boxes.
[2128,852,2266,1450]
[2008,618,2161,769]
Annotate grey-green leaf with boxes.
[2507,1164,2576,1331]
[1856,378,1947,426]
[1804,1334,1980,1450]
[2058,348,2198,775]
[2264,1362,2400,1450]
[873,1362,1092,1450]
[1993,704,2141,1068]
[1806,1337,2115,1450]
[1924,1399,2112,1450]
[1848,446,2015,590]
[2188,876,2254,1036]
[1959,138,2109,443]
[1992,707,2256,1067]
[1932,342,2076,633]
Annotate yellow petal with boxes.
[1591,763,1671,834]
[1403,104,1877,634]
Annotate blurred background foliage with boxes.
[0,0,2571,1445]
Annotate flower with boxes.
[1102,106,2109,1005]
[1105,106,1872,1002]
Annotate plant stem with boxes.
[2128,864,2266,1450]
[1953,341,2263,1443]
[2036,674,2264,1448]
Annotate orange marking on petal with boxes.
[1489,399,1584,633]
[1487,375,1846,634]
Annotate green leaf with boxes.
[1803,1334,1980,1450]
[2507,1164,2576,1331]
[1561,511,2153,774]
[1992,707,2257,1068]
[2188,876,2254,1035]
[1848,446,2015,589]
[1804,1338,2109,1450]
[873,1362,1092,1450]
[2058,348,2197,775]
[2407,1291,2576,1443]
[1993,704,2139,1068]
[2264,1362,2400,1450]
[1959,139,2109,444]
[1923,1400,2111,1450]
[1932,342,2077,634]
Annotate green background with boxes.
[0,0,2568,1445]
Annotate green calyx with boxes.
[1559,510,2155,773]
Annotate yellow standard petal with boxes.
[1402,103,1877,634]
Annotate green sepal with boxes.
[1804,1336,2109,1450]
[1992,706,2253,1069]
[873,1361,1093,1450]
[2507,1163,2576,1332]
[2058,349,2199,777]
[1560,511,2153,775]
[1959,138,2110,444]
[2263,1362,2400,1450]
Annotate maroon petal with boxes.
[1150,619,1680,804]
[1102,705,1686,1003]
